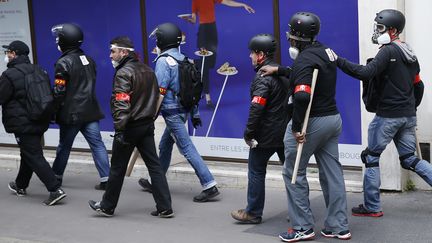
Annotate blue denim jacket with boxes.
[155,48,199,118]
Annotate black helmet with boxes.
[150,23,182,50]
[288,12,321,42]
[374,9,405,33]
[248,34,277,57]
[51,23,83,50]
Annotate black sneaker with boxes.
[94,182,107,191]
[43,188,66,206]
[321,229,352,240]
[193,186,220,202]
[8,181,26,196]
[138,178,152,193]
[151,209,174,218]
[352,204,383,217]
[88,200,114,217]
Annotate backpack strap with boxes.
[155,53,181,95]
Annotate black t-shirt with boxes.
[290,42,339,132]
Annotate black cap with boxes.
[2,40,30,56]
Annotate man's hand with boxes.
[244,138,258,148]
[243,4,255,13]
[293,132,306,144]
[113,131,129,146]
[259,65,278,77]
[192,117,202,129]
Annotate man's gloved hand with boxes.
[192,117,202,129]
[112,131,129,146]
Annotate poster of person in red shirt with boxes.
[180,0,254,108]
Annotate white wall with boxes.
[405,0,432,190]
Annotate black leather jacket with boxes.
[53,48,104,125]
[0,55,49,134]
[111,55,159,131]
[244,59,290,148]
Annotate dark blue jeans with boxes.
[246,147,284,217]
[364,116,432,212]
[52,121,110,182]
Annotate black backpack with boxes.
[157,54,202,110]
[361,58,382,113]
[15,64,55,121]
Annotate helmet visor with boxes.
[51,25,63,38]
[374,23,387,33]
[149,27,158,40]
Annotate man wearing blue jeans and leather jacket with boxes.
[140,22,219,202]
[231,34,289,224]
[336,9,432,217]
[51,23,110,190]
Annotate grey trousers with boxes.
[282,114,349,232]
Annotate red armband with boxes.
[294,84,311,94]
[115,93,130,102]
[413,74,421,84]
[251,96,267,106]
[159,87,167,95]
[55,79,66,86]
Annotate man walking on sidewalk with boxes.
[277,12,351,241]
[0,40,66,206]
[140,23,219,202]
[89,36,173,218]
[51,23,110,190]
[336,9,432,217]
[231,34,288,224]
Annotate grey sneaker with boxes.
[43,188,66,206]
[8,181,26,196]
[321,229,352,240]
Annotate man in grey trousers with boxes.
[270,12,351,242]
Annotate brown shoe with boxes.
[231,209,262,224]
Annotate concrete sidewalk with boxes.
[0,146,363,193]
[1,166,432,243]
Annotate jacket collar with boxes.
[254,58,275,72]
[59,48,84,58]
[115,54,137,71]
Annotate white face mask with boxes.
[289,47,299,60]
[57,45,62,52]
[111,60,119,68]
[4,55,9,63]
[376,32,391,45]
[156,47,161,55]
